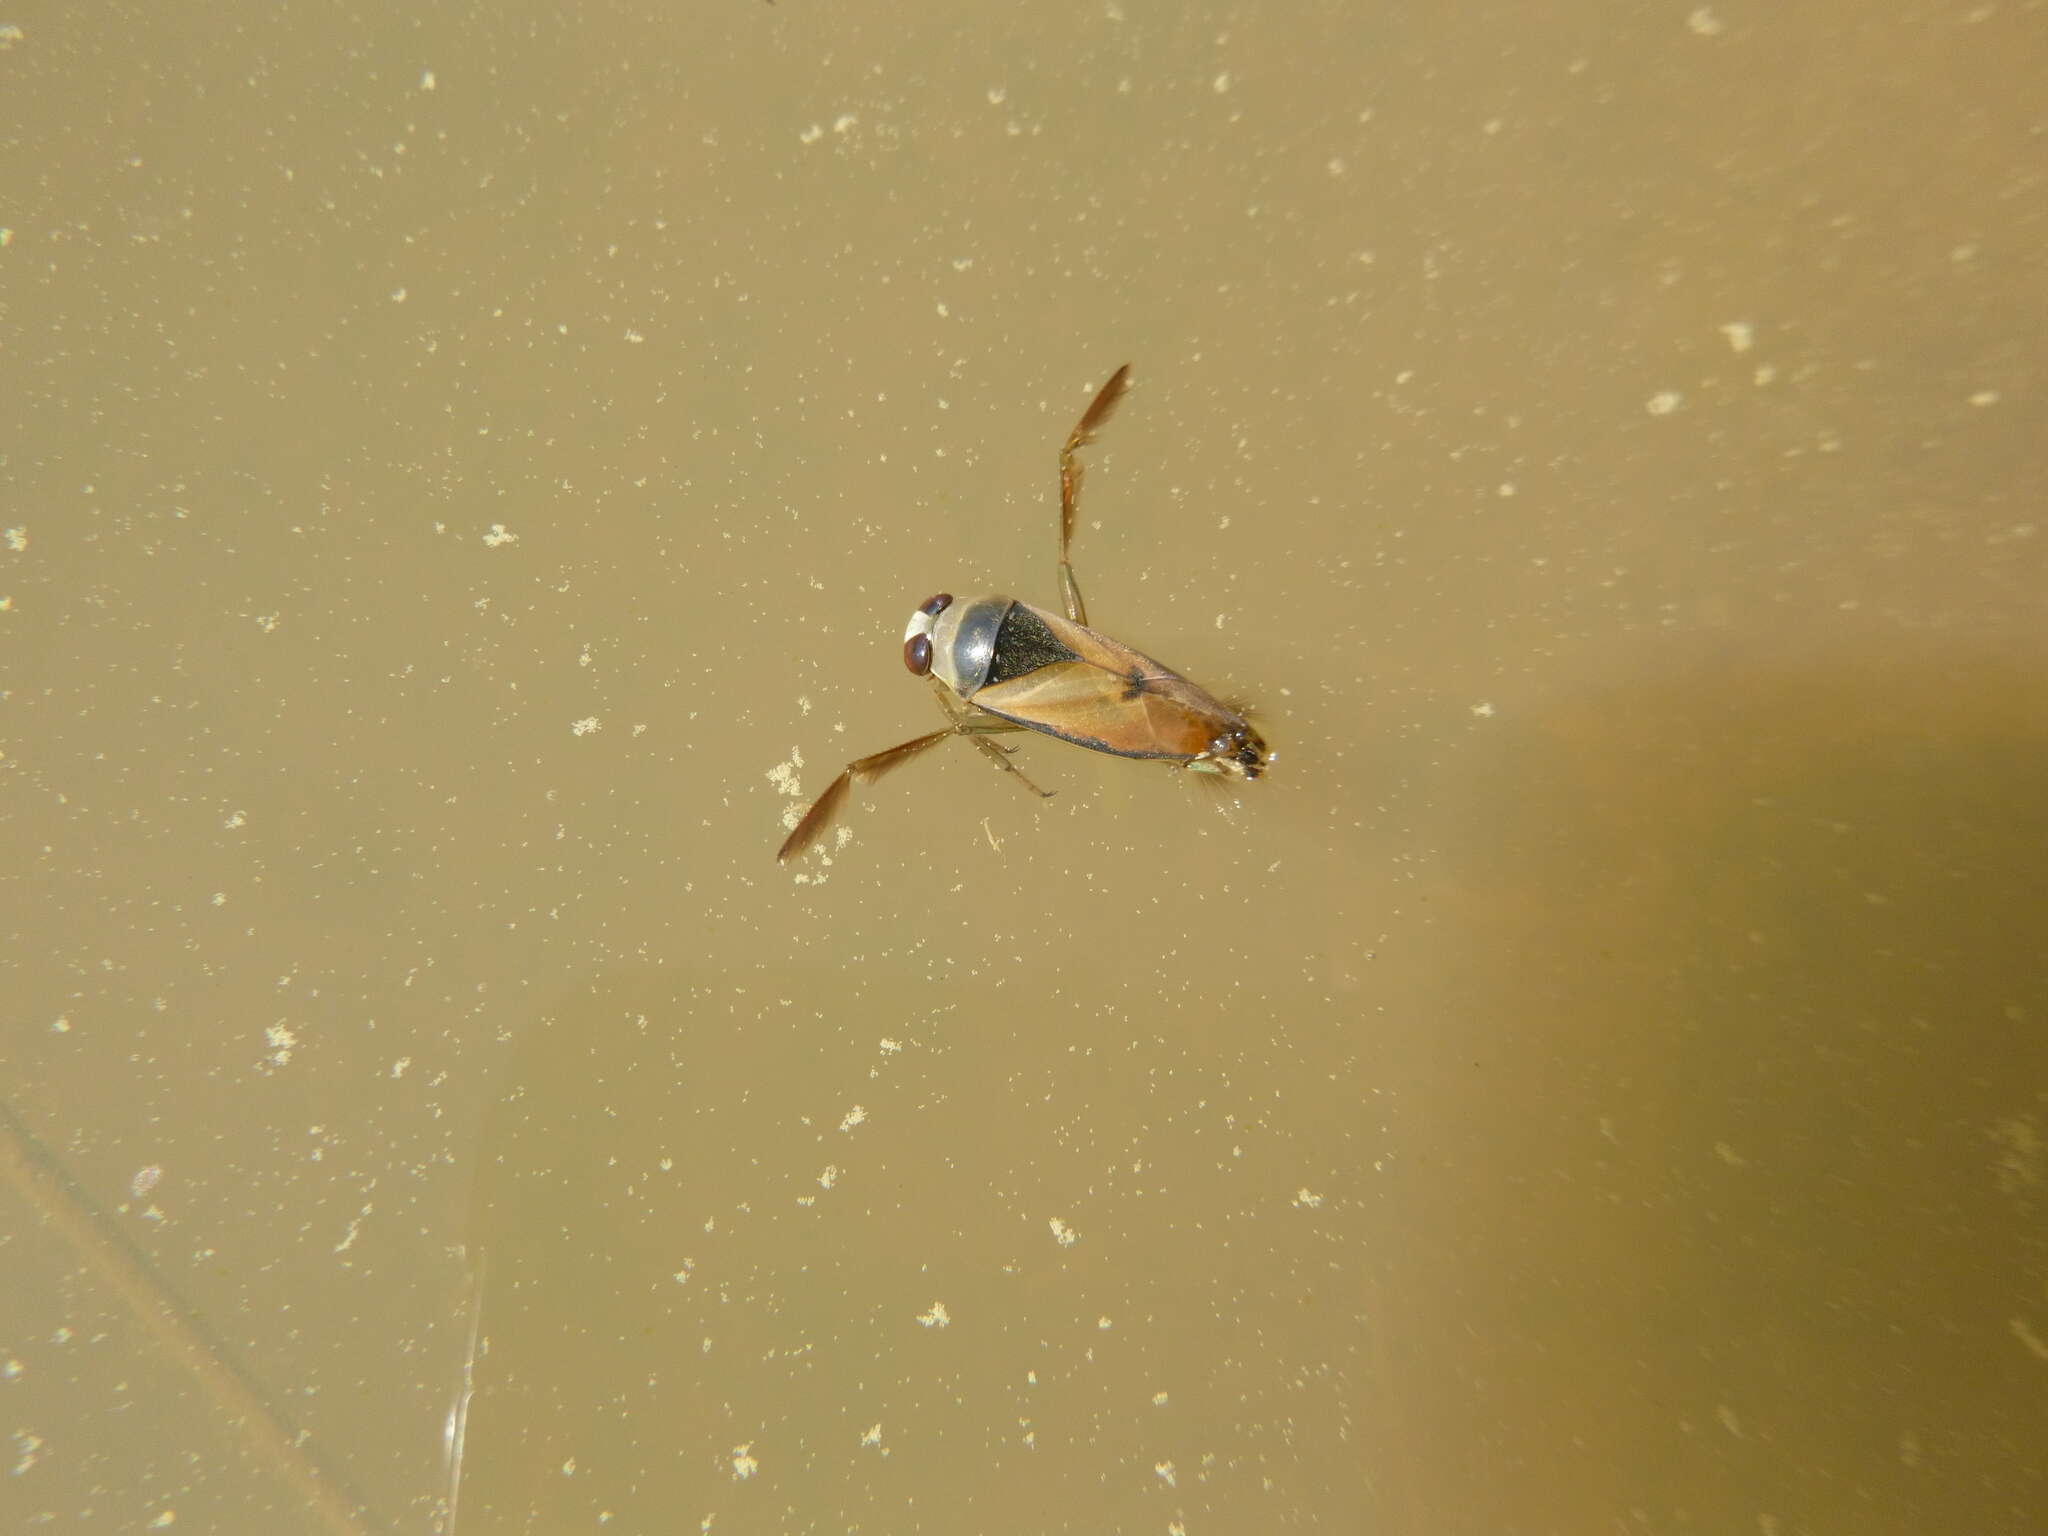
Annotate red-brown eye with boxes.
[904,633,933,675]
[918,592,953,617]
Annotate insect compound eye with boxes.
[903,633,934,676]
[918,592,953,617]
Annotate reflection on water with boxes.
[1,1101,385,1534]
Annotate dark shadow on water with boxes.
[1364,632,2048,1532]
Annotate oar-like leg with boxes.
[777,696,1048,863]
[777,728,955,863]
[1056,363,1132,626]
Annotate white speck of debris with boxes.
[482,523,518,547]
[146,1514,175,1530]
[799,123,824,145]
[860,1423,883,1448]
[839,1105,867,1132]
[130,1165,163,1199]
[818,1165,838,1190]
[1498,482,1517,497]
[1048,1217,1078,1248]
[1212,72,1231,93]
[390,1057,412,1079]
[3,527,26,552]
[767,753,805,797]
[420,69,436,91]
[1720,320,1754,353]
[560,1457,576,1477]
[390,287,407,303]
[1155,1460,1178,1488]
[730,1443,758,1480]
[1687,7,1724,36]
[1151,1391,1169,1406]
[51,1016,71,1034]
[1969,389,2001,408]
[916,1301,951,1329]
[1717,1404,1746,1438]
[2011,1316,2048,1361]
[879,1038,903,1054]
[1096,1316,1113,1331]
[570,716,601,737]
[1989,1114,2041,1191]
[833,113,858,134]
[1293,1187,1324,1208]
[1645,391,1684,416]
[264,1023,298,1067]
[1470,701,1495,718]
[333,1202,371,1253]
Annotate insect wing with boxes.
[971,604,1237,761]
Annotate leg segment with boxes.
[777,695,1053,862]
[777,727,958,862]
[1056,364,1132,626]
[932,681,1055,800]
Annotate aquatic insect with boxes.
[778,365,1268,861]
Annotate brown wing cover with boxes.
[969,603,1241,761]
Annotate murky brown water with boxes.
[5,3,2044,1532]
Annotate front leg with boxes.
[932,682,1055,799]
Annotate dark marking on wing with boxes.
[986,603,1081,686]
